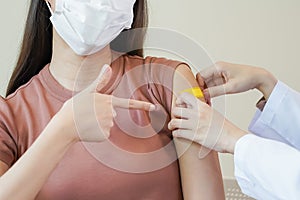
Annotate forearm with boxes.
[0,116,76,200]
[223,120,248,154]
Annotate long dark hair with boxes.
[6,0,148,97]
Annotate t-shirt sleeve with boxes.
[0,98,18,167]
[147,57,188,115]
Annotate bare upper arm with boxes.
[0,161,9,177]
[172,64,206,102]
[172,64,225,199]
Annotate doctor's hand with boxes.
[168,93,247,154]
[53,65,155,143]
[197,62,277,100]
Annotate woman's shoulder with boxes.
[1,65,49,123]
[0,96,11,115]
[120,54,191,89]
[123,54,186,69]
[5,65,50,102]
[0,82,31,134]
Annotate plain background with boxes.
[1,0,300,179]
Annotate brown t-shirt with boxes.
[0,54,185,199]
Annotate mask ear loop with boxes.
[46,1,54,15]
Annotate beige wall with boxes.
[0,1,28,96]
[1,0,300,178]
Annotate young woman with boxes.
[0,0,225,199]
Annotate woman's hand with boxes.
[169,92,247,154]
[54,65,155,143]
[197,61,278,100]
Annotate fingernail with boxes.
[149,104,156,111]
[168,122,172,130]
[102,64,110,74]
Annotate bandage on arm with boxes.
[180,87,204,98]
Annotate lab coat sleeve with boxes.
[234,134,300,200]
[249,81,300,150]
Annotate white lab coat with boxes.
[234,81,300,200]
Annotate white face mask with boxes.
[46,0,136,56]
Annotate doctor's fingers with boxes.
[176,93,208,111]
[196,74,211,104]
[196,73,206,90]
[172,107,198,119]
[176,92,200,109]
[204,84,231,98]
[204,78,244,98]
[168,119,194,131]
[199,62,227,81]
[111,96,155,112]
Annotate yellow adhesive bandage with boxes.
[180,87,204,98]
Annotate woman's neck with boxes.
[49,31,112,92]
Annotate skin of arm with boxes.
[0,116,77,200]
[172,64,225,200]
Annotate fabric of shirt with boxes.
[234,81,300,200]
[0,53,185,200]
